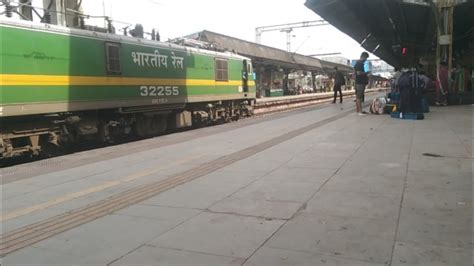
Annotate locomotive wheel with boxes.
[134,116,147,137]
[151,115,167,135]
[134,115,168,138]
[40,142,63,158]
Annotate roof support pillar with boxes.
[435,0,455,78]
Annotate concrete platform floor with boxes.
[1,98,472,266]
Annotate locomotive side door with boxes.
[242,60,250,93]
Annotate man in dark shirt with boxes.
[332,67,345,103]
[354,52,370,114]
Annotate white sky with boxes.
[79,0,378,61]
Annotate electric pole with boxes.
[255,20,328,52]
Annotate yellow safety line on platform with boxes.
[0,74,255,87]
[0,154,204,222]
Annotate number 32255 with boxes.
[140,86,180,97]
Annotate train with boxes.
[0,18,256,159]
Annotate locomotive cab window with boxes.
[215,58,228,81]
[247,61,253,76]
[105,43,121,74]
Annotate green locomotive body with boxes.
[0,19,256,158]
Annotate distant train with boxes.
[0,18,256,159]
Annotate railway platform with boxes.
[0,95,472,266]
[254,88,384,114]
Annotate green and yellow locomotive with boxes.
[0,18,256,159]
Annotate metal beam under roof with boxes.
[304,0,439,67]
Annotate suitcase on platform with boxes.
[422,97,430,113]
[390,111,424,120]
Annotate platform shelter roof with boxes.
[184,30,354,74]
[305,0,473,68]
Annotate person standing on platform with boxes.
[332,67,345,103]
[392,67,402,93]
[354,52,370,114]
[436,61,449,106]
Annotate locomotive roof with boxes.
[0,18,251,61]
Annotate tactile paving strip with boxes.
[0,109,354,256]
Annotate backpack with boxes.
[397,71,424,114]
[398,71,425,90]
[335,72,345,86]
